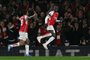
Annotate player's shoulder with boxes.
[49,11,54,14]
[24,15,28,19]
[49,11,58,14]
[20,15,28,19]
[54,12,59,16]
[20,16,24,19]
[49,11,55,16]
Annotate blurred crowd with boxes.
[0,0,90,47]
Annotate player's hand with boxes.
[33,11,37,17]
[29,11,37,19]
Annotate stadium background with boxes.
[0,0,90,58]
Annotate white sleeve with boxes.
[56,20,60,22]
[45,15,50,24]
[28,15,34,19]
[45,11,54,24]
[49,11,54,16]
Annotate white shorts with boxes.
[46,25,55,33]
[18,32,28,41]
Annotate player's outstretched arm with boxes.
[56,20,61,22]
[28,11,37,19]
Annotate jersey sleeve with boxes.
[48,11,54,16]
[45,11,54,24]
[45,15,50,24]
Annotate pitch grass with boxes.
[0,56,90,60]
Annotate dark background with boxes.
[0,0,90,47]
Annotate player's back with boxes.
[47,11,59,26]
[19,15,29,32]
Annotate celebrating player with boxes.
[37,5,59,49]
[8,10,37,56]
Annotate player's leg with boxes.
[43,31,55,49]
[8,40,25,51]
[8,32,26,51]
[43,26,55,49]
[24,39,30,56]
[44,31,55,45]
[37,33,52,43]
[37,26,52,43]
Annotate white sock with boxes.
[10,42,20,47]
[40,33,52,39]
[45,36,55,45]
[25,44,29,55]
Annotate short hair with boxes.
[28,9,34,16]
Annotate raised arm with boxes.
[45,11,54,24]
[28,11,37,19]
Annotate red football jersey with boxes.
[47,11,59,25]
[19,15,29,32]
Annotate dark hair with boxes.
[28,9,34,16]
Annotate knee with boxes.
[26,39,30,45]
[52,33,55,37]
[48,31,55,37]
[19,40,25,45]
